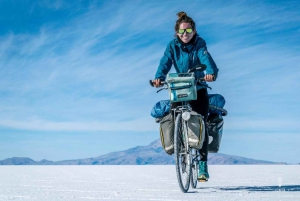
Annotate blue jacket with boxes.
[155,35,219,90]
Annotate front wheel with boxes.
[174,114,191,193]
[190,149,199,188]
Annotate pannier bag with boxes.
[151,93,227,153]
[166,73,197,102]
[159,113,174,155]
[208,94,227,116]
[150,100,171,118]
[207,113,224,153]
[187,111,205,149]
[150,94,227,118]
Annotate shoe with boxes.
[198,161,209,182]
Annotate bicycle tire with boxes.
[174,114,191,193]
[190,149,198,188]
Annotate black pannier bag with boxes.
[207,113,224,153]
[159,113,174,155]
[207,94,227,153]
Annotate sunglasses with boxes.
[178,28,193,34]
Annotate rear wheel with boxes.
[174,114,191,193]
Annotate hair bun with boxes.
[177,11,187,20]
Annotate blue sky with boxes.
[0,0,299,163]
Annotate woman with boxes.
[153,11,219,181]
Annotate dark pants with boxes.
[171,88,209,161]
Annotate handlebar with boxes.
[149,78,205,87]
[150,64,216,87]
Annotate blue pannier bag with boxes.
[208,94,227,116]
[150,100,171,118]
[151,94,227,118]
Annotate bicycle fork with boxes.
[182,119,191,168]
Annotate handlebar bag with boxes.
[166,73,197,102]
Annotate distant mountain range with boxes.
[0,139,286,165]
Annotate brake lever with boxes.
[197,78,212,90]
[157,87,168,93]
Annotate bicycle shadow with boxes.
[194,185,300,192]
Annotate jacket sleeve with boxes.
[155,42,173,81]
[198,46,219,79]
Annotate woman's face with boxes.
[177,22,195,43]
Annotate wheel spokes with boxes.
[174,114,191,193]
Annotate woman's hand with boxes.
[153,79,162,87]
[204,74,215,82]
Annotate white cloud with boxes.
[0,117,157,132]
[225,116,300,132]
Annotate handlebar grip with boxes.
[149,80,166,87]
